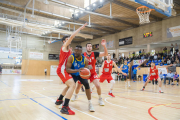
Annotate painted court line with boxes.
[105,97,127,108]
[31,90,102,120]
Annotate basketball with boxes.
[80,68,91,79]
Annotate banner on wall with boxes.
[2,69,21,74]
[158,68,167,74]
[119,37,133,46]
[29,52,43,59]
[167,25,180,38]
[92,44,99,50]
[107,41,114,48]
[133,59,146,65]
[50,65,58,75]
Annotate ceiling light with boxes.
[80,11,83,13]
[62,22,64,24]
[75,14,78,16]
[87,7,90,10]
[93,4,96,6]
[100,0,103,2]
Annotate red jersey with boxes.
[102,60,113,75]
[150,66,158,76]
[57,47,71,74]
[84,52,96,74]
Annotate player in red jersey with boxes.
[141,62,171,93]
[71,39,108,106]
[55,23,87,115]
[99,53,127,97]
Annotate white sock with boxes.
[159,87,162,91]
[128,81,130,85]
[75,94,78,96]
[110,90,112,93]
[98,95,102,99]
[88,100,92,104]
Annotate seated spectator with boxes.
[171,58,175,64]
[158,54,161,60]
[173,62,177,67]
[175,43,179,53]
[164,70,174,85]
[150,55,154,60]
[167,59,171,65]
[141,55,144,59]
[176,60,180,67]
[139,49,142,55]
[133,67,137,81]
[170,44,174,55]
[172,72,179,86]
[145,54,148,59]
[154,54,157,60]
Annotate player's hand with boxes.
[101,39,106,46]
[80,23,87,30]
[88,65,93,70]
[122,72,127,76]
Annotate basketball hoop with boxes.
[136,6,154,24]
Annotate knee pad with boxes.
[82,80,90,89]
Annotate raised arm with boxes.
[99,39,108,57]
[63,23,87,49]
[66,56,80,73]
[113,62,127,76]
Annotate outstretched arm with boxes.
[99,39,108,57]
[113,61,127,76]
[63,23,87,50]
[66,56,80,73]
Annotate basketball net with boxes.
[136,6,153,24]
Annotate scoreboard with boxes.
[143,32,153,38]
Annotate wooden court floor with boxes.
[0,75,180,120]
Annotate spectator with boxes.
[170,44,174,55]
[175,43,179,53]
[142,49,145,55]
[158,54,161,60]
[173,62,177,67]
[0,65,2,74]
[172,72,179,86]
[171,58,175,64]
[44,68,47,76]
[141,55,144,59]
[145,54,148,59]
[164,70,174,85]
[154,54,157,60]
[132,51,135,57]
[133,67,137,81]
[176,60,180,67]
[139,49,142,55]
[167,59,171,65]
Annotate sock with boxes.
[88,100,92,104]
[159,87,162,91]
[75,94,78,96]
[98,95,101,99]
[58,94,64,100]
[109,90,112,93]
[63,98,70,106]
[143,86,145,89]
[128,81,130,85]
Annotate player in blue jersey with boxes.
[65,45,95,112]
[120,60,131,87]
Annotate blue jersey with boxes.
[71,53,86,76]
[122,64,129,73]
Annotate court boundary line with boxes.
[31,90,102,120]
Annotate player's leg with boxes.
[92,79,104,106]
[127,73,131,87]
[177,78,179,86]
[55,86,69,105]
[108,79,115,97]
[71,82,83,101]
[157,77,163,93]
[141,79,151,91]
[60,78,76,115]
[91,84,95,93]
[79,77,95,112]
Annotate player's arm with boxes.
[99,39,108,57]
[157,64,172,69]
[84,58,89,68]
[66,56,80,73]
[113,61,127,76]
[100,61,105,76]
[120,64,123,71]
[63,23,87,49]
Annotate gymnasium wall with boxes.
[80,15,180,53]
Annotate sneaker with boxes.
[108,92,115,97]
[167,83,170,85]
[89,103,95,112]
[171,83,175,85]
[159,90,164,93]
[98,98,105,106]
[141,88,144,91]
[55,99,63,105]
[60,106,75,115]
[71,95,78,102]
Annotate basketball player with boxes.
[66,45,95,112]
[55,23,87,115]
[99,53,127,97]
[120,60,131,87]
[71,39,108,106]
[141,62,172,93]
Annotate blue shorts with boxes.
[122,73,129,80]
[71,75,87,83]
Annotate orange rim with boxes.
[136,6,154,13]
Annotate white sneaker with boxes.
[98,98,105,106]
[71,95,78,102]
[89,103,95,112]
[128,85,131,87]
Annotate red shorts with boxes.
[100,74,113,83]
[57,71,72,83]
[78,72,99,84]
[149,75,159,81]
